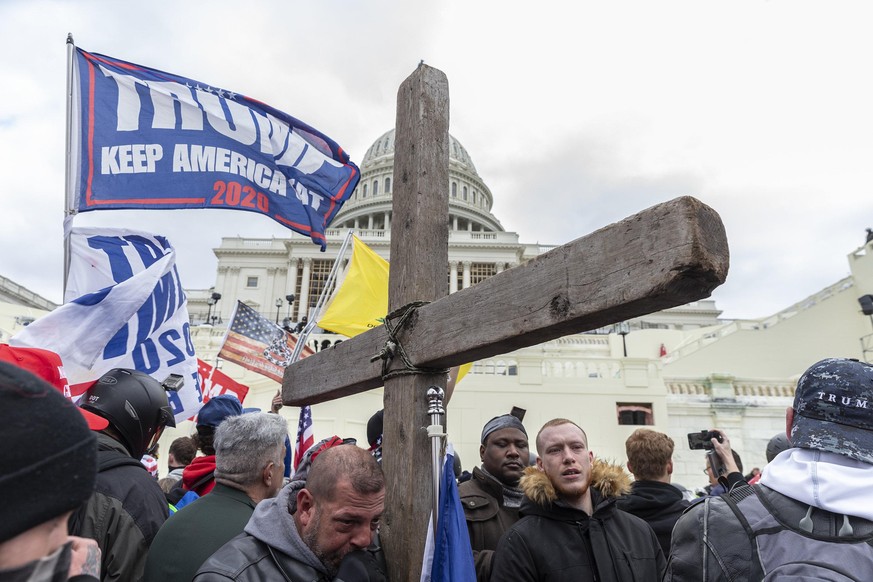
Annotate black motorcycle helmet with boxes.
[80,369,176,459]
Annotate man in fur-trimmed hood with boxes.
[491,418,665,582]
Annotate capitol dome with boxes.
[332,129,504,233]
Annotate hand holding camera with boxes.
[687,429,739,480]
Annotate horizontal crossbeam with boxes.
[282,195,728,405]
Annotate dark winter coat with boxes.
[69,433,168,582]
[143,483,257,582]
[491,461,665,582]
[615,479,689,556]
[459,467,522,581]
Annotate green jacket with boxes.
[143,483,257,582]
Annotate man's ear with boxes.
[297,489,315,525]
[479,443,486,463]
[625,461,634,474]
[536,456,544,471]
[785,406,794,441]
[666,459,674,475]
[262,461,275,487]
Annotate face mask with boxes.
[0,541,73,582]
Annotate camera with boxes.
[687,430,727,478]
[687,430,722,450]
[161,373,184,392]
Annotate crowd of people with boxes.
[3,346,873,581]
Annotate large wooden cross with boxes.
[282,64,729,580]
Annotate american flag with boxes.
[294,405,315,470]
[218,301,313,383]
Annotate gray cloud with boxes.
[5,0,873,324]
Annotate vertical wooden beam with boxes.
[381,64,450,581]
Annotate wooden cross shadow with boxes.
[282,64,729,580]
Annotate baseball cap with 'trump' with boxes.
[791,357,873,464]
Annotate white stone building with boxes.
[171,127,873,492]
[4,129,869,492]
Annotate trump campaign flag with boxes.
[67,46,359,249]
[197,358,249,405]
[11,227,201,423]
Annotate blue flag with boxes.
[429,445,476,582]
[69,48,360,249]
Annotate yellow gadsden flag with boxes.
[319,235,390,337]
[318,236,472,382]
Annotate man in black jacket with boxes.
[617,428,689,555]
[459,413,529,580]
[70,369,176,581]
[0,358,101,581]
[491,418,665,581]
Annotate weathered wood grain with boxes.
[378,63,450,582]
[282,195,728,406]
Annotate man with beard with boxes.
[194,444,386,581]
[459,413,529,580]
[491,418,665,581]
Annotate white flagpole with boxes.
[289,229,355,363]
[63,33,77,299]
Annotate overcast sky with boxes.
[3,1,873,320]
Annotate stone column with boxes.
[449,261,458,293]
[368,214,374,230]
[462,261,471,289]
[266,267,278,309]
[384,212,390,230]
[224,267,241,322]
[216,266,229,322]
[299,258,312,321]
[495,262,504,274]
[287,258,299,318]
[452,216,458,231]
[354,217,360,229]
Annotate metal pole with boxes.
[426,385,445,533]
[289,230,354,363]
[63,33,76,298]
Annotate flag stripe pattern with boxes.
[218,301,313,383]
[294,405,315,471]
